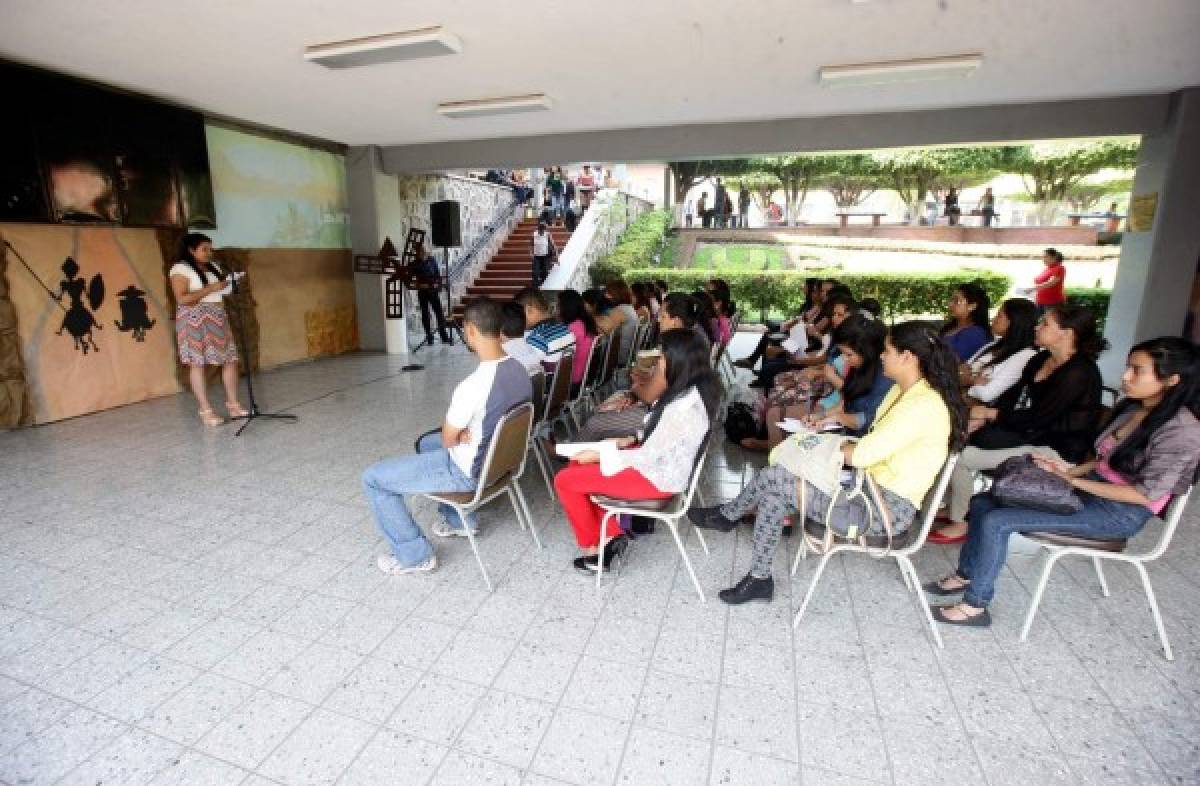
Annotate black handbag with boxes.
[724,402,759,444]
[990,454,1083,514]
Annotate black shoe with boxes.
[573,555,598,574]
[688,506,737,532]
[630,516,656,535]
[601,534,630,569]
[718,573,775,605]
[439,331,452,345]
[424,334,436,347]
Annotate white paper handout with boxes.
[780,323,808,355]
[217,271,247,297]
[555,440,623,475]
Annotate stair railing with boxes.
[445,192,524,312]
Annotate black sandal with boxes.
[922,576,970,596]
[931,603,992,627]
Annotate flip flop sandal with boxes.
[922,578,970,596]
[931,604,992,627]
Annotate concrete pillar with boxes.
[346,145,412,353]
[1100,88,1200,383]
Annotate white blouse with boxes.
[603,387,710,492]
[966,341,1037,404]
[169,262,225,304]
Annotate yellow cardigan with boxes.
[849,379,951,508]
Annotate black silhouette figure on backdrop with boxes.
[113,285,156,341]
[55,257,105,354]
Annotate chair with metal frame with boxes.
[589,438,714,600]
[565,335,606,432]
[415,402,539,591]
[1018,483,1195,660]
[587,328,624,406]
[792,453,960,648]
[529,351,575,499]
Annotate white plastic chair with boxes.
[792,454,960,648]
[1019,485,1194,660]
[589,441,713,600]
[417,403,539,591]
[529,351,574,499]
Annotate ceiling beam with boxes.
[378,92,1176,172]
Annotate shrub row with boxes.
[591,209,672,283]
[620,268,1014,321]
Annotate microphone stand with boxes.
[225,268,297,437]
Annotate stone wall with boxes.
[382,175,519,337]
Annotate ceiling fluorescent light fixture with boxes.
[819,54,982,87]
[437,93,552,118]
[305,26,461,68]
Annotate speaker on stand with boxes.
[430,200,466,345]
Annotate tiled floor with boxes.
[2,340,1199,785]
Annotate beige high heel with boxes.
[226,401,250,418]
[198,408,224,427]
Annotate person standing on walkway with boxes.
[531,221,557,286]
[738,186,751,229]
[1031,248,1067,314]
[713,179,728,229]
[945,188,961,226]
[412,241,451,345]
[363,298,532,576]
[547,167,565,221]
[698,193,709,228]
[979,187,996,227]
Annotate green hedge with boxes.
[621,268,1013,322]
[1065,288,1112,332]
[591,209,672,284]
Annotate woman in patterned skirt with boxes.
[169,233,246,426]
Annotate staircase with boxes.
[452,218,572,319]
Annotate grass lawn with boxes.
[692,243,789,270]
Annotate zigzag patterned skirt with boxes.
[176,302,239,366]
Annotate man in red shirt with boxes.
[1032,248,1066,313]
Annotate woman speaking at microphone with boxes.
[169,232,246,426]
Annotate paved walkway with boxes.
[1,346,1197,784]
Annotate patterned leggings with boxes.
[719,465,801,579]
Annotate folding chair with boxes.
[792,454,960,648]
[1019,484,1195,660]
[416,403,539,591]
[529,351,575,499]
[587,329,623,406]
[565,336,605,431]
[589,440,713,600]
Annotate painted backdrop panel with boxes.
[4,224,179,422]
[205,126,349,249]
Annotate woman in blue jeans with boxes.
[927,337,1200,627]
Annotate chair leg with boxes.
[457,506,493,592]
[690,517,710,556]
[1092,557,1111,598]
[899,559,915,592]
[511,483,542,550]
[666,517,706,602]
[1019,549,1065,642]
[793,547,840,629]
[694,488,706,507]
[1133,562,1173,661]
[898,555,943,650]
[790,533,809,577]
[595,511,612,593]
[531,441,555,500]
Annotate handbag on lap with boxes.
[990,454,1084,514]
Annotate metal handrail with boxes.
[447,192,523,286]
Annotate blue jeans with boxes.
[957,482,1151,608]
[362,431,477,567]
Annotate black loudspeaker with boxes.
[430,200,462,247]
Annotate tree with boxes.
[751,155,839,226]
[665,159,751,225]
[874,146,1008,224]
[815,154,889,209]
[1062,176,1134,212]
[1001,140,1139,223]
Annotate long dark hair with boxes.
[179,232,226,285]
[557,289,598,336]
[642,328,721,440]
[1107,337,1200,477]
[1047,303,1108,360]
[661,292,699,328]
[691,290,719,342]
[631,281,654,312]
[981,298,1039,367]
[832,314,886,403]
[888,321,969,452]
[943,281,990,334]
[800,277,821,314]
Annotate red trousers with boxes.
[553,462,674,548]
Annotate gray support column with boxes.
[1101,89,1200,382]
[346,145,387,351]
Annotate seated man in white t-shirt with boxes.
[363,299,533,575]
[500,301,545,375]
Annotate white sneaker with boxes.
[431,517,477,538]
[376,552,437,576]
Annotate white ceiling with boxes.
[2,0,1198,147]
